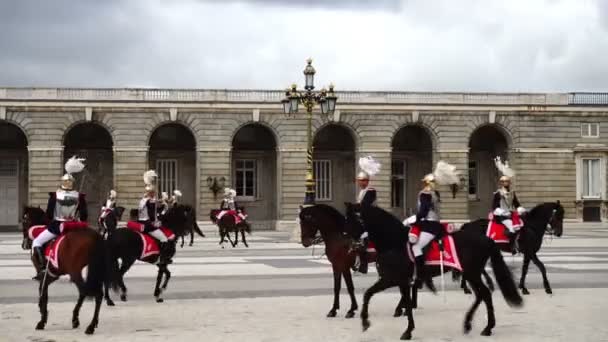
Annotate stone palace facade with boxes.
[0,88,607,230]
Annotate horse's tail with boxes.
[489,241,523,307]
[190,209,205,238]
[104,235,121,293]
[84,234,108,297]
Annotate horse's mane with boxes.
[359,206,409,247]
[528,202,557,218]
[24,206,46,224]
[310,204,345,227]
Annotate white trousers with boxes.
[412,232,435,257]
[148,229,168,242]
[32,230,58,248]
[502,219,515,234]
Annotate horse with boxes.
[460,201,564,295]
[299,204,377,318]
[344,203,523,340]
[209,208,251,248]
[104,205,190,305]
[179,205,206,248]
[98,206,125,239]
[21,206,115,335]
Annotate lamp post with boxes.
[282,59,337,205]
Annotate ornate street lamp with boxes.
[282,59,337,205]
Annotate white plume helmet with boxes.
[143,170,158,185]
[173,190,182,198]
[433,160,461,186]
[494,156,515,178]
[358,156,381,177]
[65,156,86,175]
[161,192,169,201]
[109,189,117,199]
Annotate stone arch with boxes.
[232,123,278,230]
[467,124,511,219]
[313,123,357,208]
[63,122,114,225]
[390,124,434,218]
[0,121,29,228]
[149,123,197,207]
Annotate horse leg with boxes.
[233,230,239,247]
[189,229,194,246]
[461,276,472,294]
[85,292,103,335]
[104,281,115,306]
[327,266,341,317]
[35,277,53,330]
[161,266,171,290]
[531,253,552,294]
[479,281,496,336]
[241,229,249,248]
[398,283,415,340]
[483,269,495,292]
[519,254,531,295]
[72,276,86,328]
[154,266,165,303]
[118,258,135,301]
[394,294,405,317]
[411,279,418,309]
[343,269,358,318]
[463,274,483,334]
[361,277,392,332]
[180,235,185,248]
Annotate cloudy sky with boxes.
[1,0,607,91]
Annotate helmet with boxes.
[422,173,436,184]
[356,171,370,180]
[144,184,156,192]
[499,175,511,182]
[60,173,75,190]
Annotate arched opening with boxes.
[391,125,433,218]
[64,122,114,225]
[0,122,28,229]
[232,124,277,230]
[149,123,196,208]
[313,124,356,209]
[468,125,510,219]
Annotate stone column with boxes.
[277,147,307,233]
[434,149,469,222]
[28,146,63,208]
[113,146,148,214]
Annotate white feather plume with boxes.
[109,190,117,199]
[358,156,381,177]
[161,192,169,200]
[64,156,85,174]
[494,157,516,178]
[433,160,460,185]
[143,170,157,185]
[173,190,182,197]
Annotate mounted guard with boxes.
[216,188,248,224]
[491,156,525,253]
[353,155,381,274]
[99,189,117,222]
[32,156,88,280]
[409,161,460,292]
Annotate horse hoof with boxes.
[545,288,553,295]
[400,332,412,340]
[345,311,355,319]
[156,297,164,303]
[463,288,472,295]
[85,325,95,335]
[463,322,472,334]
[481,328,492,336]
[393,309,403,317]
[521,288,530,295]
[326,310,337,318]
[362,319,371,332]
[120,294,127,302]
[72,320,80,329]
[35,321,45,330]
[106,299,115,306]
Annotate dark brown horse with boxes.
[210,209,251,248]
[21,206,114,335]
[299,204,377,319]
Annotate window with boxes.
[313,160,332,201]
[581,123,600,138]
[235,159,257,198]
[156,159,178,196]
[391,160,406,208]
[468,160,478,199]
[582,158,601,198]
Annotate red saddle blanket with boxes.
[216,210,244,224]
[486,213,522,244]
[125,221,175,260]
[421,235,462,271]
[28,225,69,269]
[409,222,456,238]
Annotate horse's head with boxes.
[129,208,139,221]
[100,206,126,233]
[162,204,190,237]
[21,206,45,250]
[549,201,564,237]
[209,209,220,223]
[299,205,319,247]
[343,202,364,239]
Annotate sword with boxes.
[439,239,446,303]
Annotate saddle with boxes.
[408,223,462,271]
[125,221,176,260]
[486,212,523,245]
[28,225,88,270]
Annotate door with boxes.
[0,159,19,226]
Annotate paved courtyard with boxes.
[0,223,607,341]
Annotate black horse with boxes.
[98,206,125,239]
[104,205,190,305]
[300,204,373,319]
[345,203,523,340]
[460,202,564,295]
[179,205,206,248]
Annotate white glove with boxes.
[403,215,417,227]
[153,220,161,228]
[408,233,418,244]
[517,207,526,215]
[493,208,510,217]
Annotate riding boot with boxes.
[32,247,47,281]
[415,255,436,293]
[357,250,368,274]
[508,232,518,255]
